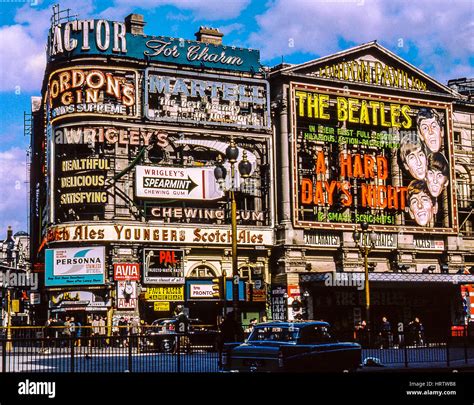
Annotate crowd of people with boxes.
[43,315,142,349]
[353,316,426,348]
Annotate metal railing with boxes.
[0,325,473,371]
[0,332,220,373]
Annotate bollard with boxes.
[404,345,408,368]
[2,339,6,373]
[70,338,75,372]
[128,338,133,372]
[177,335,181,373]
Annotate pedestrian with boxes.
[380,316,392,349]
[410,317,424,346]
[44,317,53,351]
[118,316,128,347]
[99,316,107,348]
[62,317,71,347]
[217,312,244,368]
[130,317,140,349]
[244,318,258,336]
[76,319,82,347]
[91,316,100,347]
[69,316,76,341]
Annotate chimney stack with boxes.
[125,14,146,36]
[195,26,224,45]
[7,225,13,240]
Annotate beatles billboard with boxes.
[291,83,456,233]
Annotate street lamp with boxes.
[353,222,377,343]
[3,282,13,352]
[214,136,252,337]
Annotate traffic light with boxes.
[212,275,225,299]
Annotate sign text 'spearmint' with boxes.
[135,165,223,200]
[46,224,273,246]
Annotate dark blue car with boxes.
[222,321,361,372]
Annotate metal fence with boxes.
[0,333,220,373]
[0,326,473,372]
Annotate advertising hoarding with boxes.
[291,83,456,233]
[47,66,138,123]
[114,263,140,281]
[135,166,223,200]
[46,223,273,246]
[145,286,184,301]
[145,68,270,130]
[48,20,261,73]
[116,281,137,309]
[143,248,185,284]
[45,247,105,286]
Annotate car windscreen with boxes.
[247,326,299,342]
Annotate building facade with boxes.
[29,12,273,328]
[269,42,474,339]
[28,10,474,335]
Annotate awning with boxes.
[300,272,474,284]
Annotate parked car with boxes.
[221,321,361,372]
[141,318,218,353]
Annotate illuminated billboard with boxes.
[47,67,138,123]
[45,246,105,286]
[291,83,456,233]
[135,166,223,200]
[143,248,185,284]
[144,68,270,130]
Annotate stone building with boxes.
[269,42,474,339]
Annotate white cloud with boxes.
[0,148,28,236]
[0,25,45,93]
[113,0,251,20]
[218,23,244,36]
[249,0,474,82]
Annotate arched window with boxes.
[239,265,253,281]
[188,265,217,278]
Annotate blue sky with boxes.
[0,0,473,238]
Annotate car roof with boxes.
[255,321,330,329]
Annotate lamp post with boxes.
[4,284,12,352]
[214,136,252,336]
[353,222,377,345]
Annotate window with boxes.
[454,131,461,143]
[298,326,335,344]
[188,265,217,278]
[248,326,299,342]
